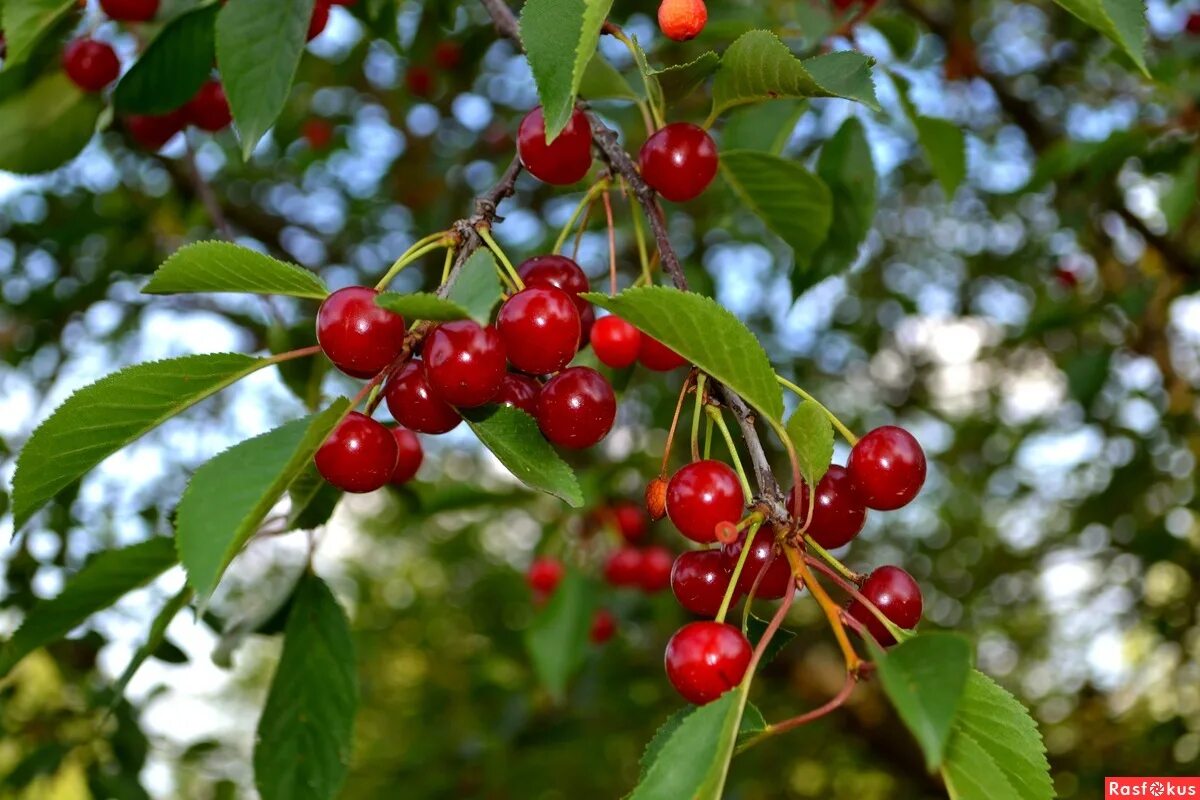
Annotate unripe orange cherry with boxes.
[657,0,707,42]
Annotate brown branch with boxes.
[438,156,523,299]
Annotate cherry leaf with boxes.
[462,405,585,508]
[113,4,219,115]
[0,71,103,175]
[143,241,329,299]
[524,568,599,700]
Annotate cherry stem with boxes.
[803,535,861,583]
[476,226,524,290]
[440,246,454,284]
[350,369,388,410]
[704,404,754,503]
[660,371,695,476]
[623,178,652,285]
[745,571,795,678]
[735,673,857,755]
[716,519,761,623]
[603,188,618,294]
[572,194,595,261]
[764,415,802,509]
[803,554,913,645]
[604,25,665,130]
[690,374,706,462]
[374,232,452,290]
[703,413,714,459]
[264,344,321,365]
[784,544,862,674]
[775,375,859,446]
[553,179,609,255]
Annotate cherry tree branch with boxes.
[439,156,523,299]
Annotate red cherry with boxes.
[637,334,688,371]
[639,123,718,203]
[433,40,463,70]
[100,0,159,21]
[125,110,187,150]
[657,0,707,41]
[308,0,331,41]
[579,305,596,347]
[591,316,642,369]
[496,287,581,375]
[590,609,617,644]
[847,426,927,510]
[527,556,565,595]
[384,361,461,434]
[612,501,648,542]
[517,255,590,315]
[315,412,398,493]
[316,286,407,378]
[517,106,593,185]
[666,460,744,544]
[303,118,334,150]
[423,321,507,407]
[1188,13,1200,35]
[536,367,616,449]
[604,546,643,587]
[671,550,735,617]
[63,39,120,92]
[664,621,751,705]
[406,64,434,98]
[389,427,423,485]
[639,546,674,593]
[185,80,232,132]
[847,566,923,647]
[721,529,793,600]
[787,465,867,549]
[495,373,541,416]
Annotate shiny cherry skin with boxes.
[125,110,186,150]
[423,321,506,407]
[517,106,593,185]
[527,556,565,595]
[658,0,708,41]
[495,373,541,416]
[671,550,735,617]
[591,316,642,369]
[612,501,648,542]
[787,465,868,549]
[316,286,407,379]
[664,621,752,705]
[666,460,744,543]
[100,0,159,21]
[536,367,616,449]
[315,412,397,493]
[638,335,688,371]
[639,546,674,593]
[639,123,718,203]
[590,609,617,644]
[517,255,591,316]
[389,427,423,485]
[847,566,923,647]
[496,286,581,375]
[604,546,643,587]
[721,529,792,599]
[308,0,331,40]
[384,361,461,434]
[185,80,232,132]
[63,39,120,92]
[847,426,927,510]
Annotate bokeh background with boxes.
[2,0,1200,797]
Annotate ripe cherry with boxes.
[384,361,462,434]
[185,80,232,132]
[721,529,793,599]
[495,373,541,416]
[433,40,463,71]
[612,501,648,542]
[664,621,752,705]
[517,106,593,185]
[303,118,334,150]
[517,255,590,313]
[125,110,186,150]
[308,0,331,41]
[590,609,617,644]
[639,123,718,203]
[666,460,744,543]
[536,367,616,449]
[847,425,927,510]
[578,305,596,346]
[604,546,643,587]
[389,427,423,485]
[316,286,407,378]
[591,316,642,369]
[847,566,923,647]
[100,0,159,21]
[1189,13,1200,35]
[787,465,867,549]
[637,334,688,371]
[64,39,120,93]
[658,0,707,41]
[315,411,398,493]
[639,546,674,593]
[423,321,507,407]
[671,550,735,617]
[527,556,565,595]
[496,286,581,375]
[406,64,434,99]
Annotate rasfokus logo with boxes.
[1106,778,1200,797]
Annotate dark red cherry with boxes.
[604,546,642,587]
[666,460,744,544]
[308,0,331,40]
[639,546,674,593]
[591,316,642,369]
[517,255,591,316]
[639,122,718,203]
[63,39,120,92]
[1189,12,1200,35]
[406,64,434,98]
[389,427,423,485]
[637,334,688,371]
[787,465,867,549]
[423,321,506,407]
[496,286,581,375]
[433,40,463,70]
[847,426,926,510]
[612,501,648,542]
[578,305,596,346]
[495,373,541,416]
[125,110,187,150]
[100,0,159,21]
[847,566,923,647]
[303,118,334,150]
[527,556,565,595]
[664,621,751,705]
[671,550,736,617]
[536,367,616,449]
[590,609,617,644]
[185,80,232,132]
[721,529,793,600]
[315,412,397,493]
[384,360,461,434]
[316,286,407,378]
[517,106,593,185]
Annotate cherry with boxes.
[666,460,744,543]
[646,476,668,521]
[664,621,751,705]
[125,110,186,150]
[639,123,718,203]
[639,546,674,593]
[315,411,398,493]
[316,286,407,378]
[433,41,463,71]
[495,373,541,416]
[406,64,434,99]
[423,320,507,407]
[303,118,334,150]
[496,286,581,375]
[847,425,927,510]
[384,361,462,434]
[578,305,596,346]
[671,550,735,617]
[527,556,564,595]
[637,334,688,371]
[517,106,593,185]
[63,39,120,93]
[590,609,617,644]
[536,367,616,449]
[721,529,793,600]
[787,465,867,549]
[1189,13,1200,36]
[591,316,642,369]
[604,546,643,587]
[847,566,923,647]
[658,0,707,41]
[612,501,648,542]
[100,0,159,21]
[389,427,423,485]
[517,255,590,314]
[308,0,331,41]
[185,80,232,133]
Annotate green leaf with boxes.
[519,0,614,140]
[12,354,271,531]
[110,586,194,702]
[710,31,878,122]
[870,13,921,60]
[720,150,833,267]
[447,249,503,325]
[524,569,599,700]
[638,708,690,779]
[1162,151,1200,232]
[582,287,784,422]
[254,573,358,800]
[113,4,219,115]
[579,54,641,101]
[175,401,349,604]
[0,0,73,68]
[805,117,877,288]
[736,702,767,746]
[374,292,471,322]
[915,116,967,196]
[216,0,316,159]
[784,402,834,488]
[746,612,797,666]
[940,670,1054,800]
[463,405,584,508]
[0,538,177,677]
[722,100,806,155]
[652,51,720,106]
[629,36,665,122]
[287,464,343,531]
[1051,0,1148,76]
[143,241,329,300]
[0,70,103,175]
[871,633,972,770]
